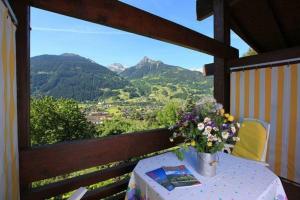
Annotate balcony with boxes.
[1,0,300,199]
[20,129,183,199]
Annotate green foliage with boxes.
[170,99,240,156]
[31,54,129,101]
[243,48,257,57]
[31,54,213,103]
[30,96,97,146]
[156,101,182,127]
[96,117,155,137]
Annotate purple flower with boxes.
[222,123,229,129]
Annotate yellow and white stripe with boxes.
[0,1,20,199]
[230,63,300,183]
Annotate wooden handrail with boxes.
[82,178,130,200]
[20,128,182,183]
[25,161,138,199]
[105,191,127,200]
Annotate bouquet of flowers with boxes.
[170,98,240,159]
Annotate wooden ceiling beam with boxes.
[266,0,288,48]
[196,0,243,20]
[230,14,262,53]
[30,0,238,59]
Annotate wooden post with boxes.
[10,0,31,197]
[213,0,237,112]
[11,0,30,150]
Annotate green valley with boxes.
[30,53,213,142]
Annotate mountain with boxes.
[121,56,206,82]
[120,57,213,100]
[107,63,126,73]
[30,54,213,102]
[31,54,130,101]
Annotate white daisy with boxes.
[213,135,218,141]
[202,130,209,136]
[197,123,205,131]
[222,131,229,139]
[204,117,211,123]
[213,127,219,131]
[231,126,236,134]
[207,134,214,141]
[205,126,212,133]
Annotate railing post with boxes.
[213,0,238,112]
[11,0,31,198]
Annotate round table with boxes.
[125,151,287,200]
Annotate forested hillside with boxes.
[120,56,213,101]
[31,53,130,101]
[30,54,213,102]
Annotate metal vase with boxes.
[196,152,217,177]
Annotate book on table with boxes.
[146,165,200,191]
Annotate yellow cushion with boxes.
[232,121,266,161]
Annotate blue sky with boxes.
[30,0,250,70]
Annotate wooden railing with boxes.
[20,128,182,199]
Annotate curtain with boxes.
[0,1,19,199]
[230,63,300,184]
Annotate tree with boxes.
[96,117,151,137]
[243,48,257,57]
[30,96,97,146]
[156,101,181,127]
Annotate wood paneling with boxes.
[29,0,238,59]
[20,128,182,183]
[197,0,300,52]
[25,161,137,199]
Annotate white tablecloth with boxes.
[125,151,287,200]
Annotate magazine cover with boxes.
[163,165,201,187]
[146,168,175,191]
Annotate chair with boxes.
[226,118,270,163]
[68,187,87,200]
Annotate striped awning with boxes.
[230,63,300,183]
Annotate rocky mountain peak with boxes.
[107,63,125,73]
[138,56,162,66]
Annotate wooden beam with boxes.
[11,0,31,150]
[230,14,262,53]
[196,0,243,20]
[213,0,235,112]
[82,178,129,200]
[228,46,300,68]
[30,0,238,59]
[205,46,300,74]
[25,161,137,200]
[265,0,288,48]
[105,191,126,200]
[20,128,182,183]
[203,63,215,76]
[10,0,31,198]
